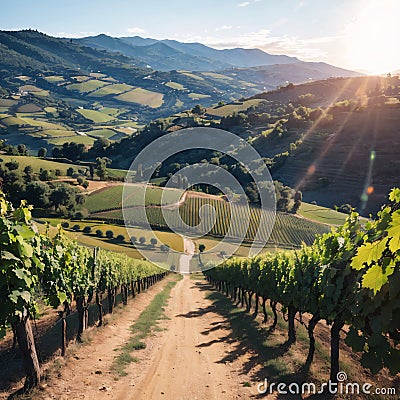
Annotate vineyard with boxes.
[0,191,167,392]
[98,196,330,247]
[204,188,400,382]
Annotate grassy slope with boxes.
[85,184,183,213]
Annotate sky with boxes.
[1,0,399,74]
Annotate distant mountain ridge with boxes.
[74,34,301,71]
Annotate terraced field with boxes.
[66,80,109,93]
[206,99,265,117]
[77,108,115,123]
[87,83,134,97]
[115,88,164,108]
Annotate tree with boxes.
[5,160,19,171]
[105,230,114,239]
[198,244,205,266]
[38,147,47,158]
[49,183,81,213]
[116,234,125,242]
[150,238,158,248]
[72,224,80,231]
[39,169,53,181]
[66,167,75,177]
[83,226,92,234]
[95,157,111,181]
[92,137,110,157]
[160,244,170,253]
[17,144,27,156]
[25,182,50,208]
[192,104,206,115]
[96,229,103,237]
[338,204,352,214]
[23,165,34,183]
[291,190,302,214]
[139,236,146,245]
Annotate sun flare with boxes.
[346,0,400,74]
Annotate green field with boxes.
[115,88,164,108]
[177,71,205,81]
[85,184,183,213]
[66,80,109,93]
[42,129,76,137]
[297,202,368,225]
[0,99,18,107]
[44,75,65,83]
[20,84,43,92]
[188,93,211,100]
[77,108,115,123]
[71,75,91,83]
[165,81,186,90]
[48,135,95,146]
[0,155,88,175]
[16,103,43,113]
[87,83,134,97]
[201,72,233,80]
[17,116,66,130]
[206,99,265,117]
[86,128,118,139]
[0,115,26,126]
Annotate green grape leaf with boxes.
[1,251,20,261]
[389,188,400,203]
[9,289,31,304]
[351,237,388,270]
[361,351,383,374]
[0,327,6,339]
[387,211,400,253]
[57,291,68,304]
[361,264,394,294]
[16,237,33,258]
[13,268,32,286]
[384,349,400,374]
[345,327,365,352]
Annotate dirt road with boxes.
[128,275,251,400]
[32,275,253,400]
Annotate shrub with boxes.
[96,229,103,237]
[83,226,92,234]
[61,221,69,228]
[116,234,125,242]
[106,230,114,239]
[72,224,80,231]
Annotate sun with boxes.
[345,0,400,74]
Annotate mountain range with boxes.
[74,33,359,76]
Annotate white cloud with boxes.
[238,2,250,7]
[127,27,145,34]
[295,1,306,10]
[215,25,233,31]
